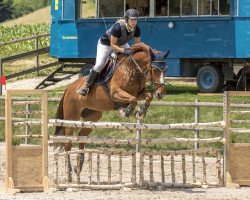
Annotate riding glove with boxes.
[124,48,133,56]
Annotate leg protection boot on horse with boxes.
[80,69,99,96]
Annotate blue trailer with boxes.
[50,0,250,92]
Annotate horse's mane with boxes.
[130,42,150,55]
[116,42,151,68]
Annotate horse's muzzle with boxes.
[154,85,166,99]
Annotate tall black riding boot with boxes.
[80,69,99,96]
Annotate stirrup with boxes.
[79,87,89,96]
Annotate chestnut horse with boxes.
[54,42,169,177]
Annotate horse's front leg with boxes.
[112,88,138,117]
[136,88,153,119]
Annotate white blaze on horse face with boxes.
[160,72,165,84]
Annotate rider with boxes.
[79,9,141,96]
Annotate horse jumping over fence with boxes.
[54,42,170,179]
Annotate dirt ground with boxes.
[0,78,250,199]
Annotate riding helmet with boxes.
[125,9,139,21]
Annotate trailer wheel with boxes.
[197,65,224,93]
[79,64,93,78]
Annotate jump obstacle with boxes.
[2,90,250,192]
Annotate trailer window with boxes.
[79,0,96,18]
[155,0,230,17]
[182,0,197,16]
[99,0,124,18]
[199,0,230,16]
[126,0,150,17]
[78,0,230,19]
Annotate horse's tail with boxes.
[54,90,66,136]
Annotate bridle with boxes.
[148,65,167,91]
[129,55,167,90]
[112,49,167,90]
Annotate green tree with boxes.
[11,0,51,19]
[0,0,13,22]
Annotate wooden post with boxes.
[202,156,207,184]
[119,153,122,183]
[170,155,175,184]
[132,152,136,185]
[65,153,70,184]
[5,91,13,190]
[97,153,100,185]
[195,99,200,149]
[25,103,30,144]
[139,152,144,186]
[108,154,111,184]
[192,153,196,183]
[88,153,92,185]
[160,155,165,184]
[0,58,2,96]
[182,154,186,185]
[76,153,81,184]
[35,33,40,76]
[136,118,142,152]
[223,91,230,186]
[149,155,154,182]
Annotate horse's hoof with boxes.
[125,105,134,117]
[135,112,146,120]
[118,108,126,117]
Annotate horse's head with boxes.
[128,43,169,99]
[149,48,170,99]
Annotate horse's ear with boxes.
[149,48,155,60]
[163,50,170,59]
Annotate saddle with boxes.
[94,52,118,85]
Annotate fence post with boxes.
[0,58,2,96]
[194,99,200,149]
[136,106,142,152]
[25,103,30,144]
[35,33,39,76]
[136,118,141,152]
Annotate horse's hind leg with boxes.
[64,127,75,182]
[64,111,81,181]
[73,109,103,174]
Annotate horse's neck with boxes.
[131,51,149,71]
